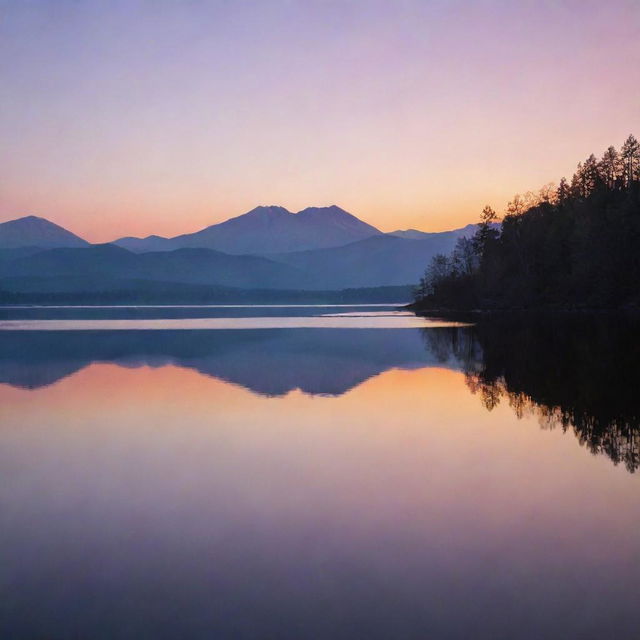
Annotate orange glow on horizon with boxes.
[1,2,637,242]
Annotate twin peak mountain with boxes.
[115,205,383,254]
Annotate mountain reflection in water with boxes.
[2,314,640,640]
[1,313,639,472]
[0,328,461,396]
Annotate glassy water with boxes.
[0,306,638,639]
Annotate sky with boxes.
[1,0,639,242]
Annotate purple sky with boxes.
[1,0,639,241]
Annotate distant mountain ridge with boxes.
[268,232,482,288]
[1,243,307,291]
[389,223,482,240]
[0,207,483,255]
[115,205,383,254]
[0,230,481,294]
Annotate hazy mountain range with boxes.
[0,206,487,300]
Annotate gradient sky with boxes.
[1,0,639,242]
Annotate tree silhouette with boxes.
[621,134,639,186]
[413,134,640,310]
[421,315,640,473]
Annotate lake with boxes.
[0,305,638,639]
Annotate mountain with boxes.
[268,231,478,289]
[114,205,382,254]
[0,243,307,291]
[388,229,435,240]
[387,223,496,241]
[0,215,89,249]
[0,211,493,299]
[111,234,173,252]
[0,221,490,296]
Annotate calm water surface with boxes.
[0,306,638,639]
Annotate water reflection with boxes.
[0,328,463,396]
[423,314,640,472]
[2,316,640,639]
[2,314,639,472]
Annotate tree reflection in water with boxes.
[422,314,640,472]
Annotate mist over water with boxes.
[1,306,638,639]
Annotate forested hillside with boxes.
[413,135,640,310]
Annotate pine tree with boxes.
[621,134,639,185]
[600,146,620,189]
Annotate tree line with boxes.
[413,134,640,309]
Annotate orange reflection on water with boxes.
[2,361,635,526]
[1,359,639,639]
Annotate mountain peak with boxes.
[244,205,291,217]
[295,205,382,236]
[0,215,90,249]
[296,205,346,217]
[9,214,54,225]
